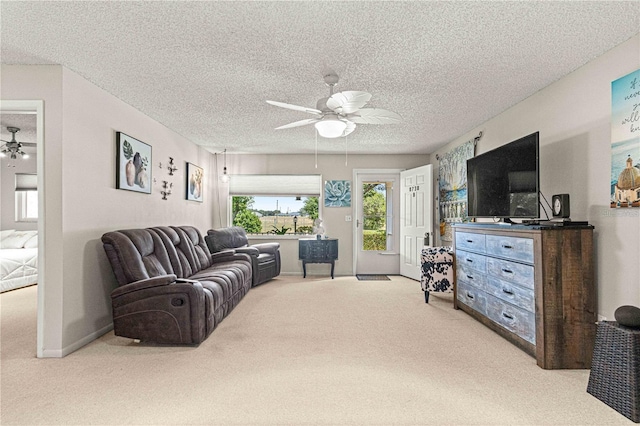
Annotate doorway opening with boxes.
[1,100,45,358]
[353,170,401,276]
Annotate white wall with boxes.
[1,65,217,356]
[1,152,37,231]
[225,154,429,276]
[430,35,640,319]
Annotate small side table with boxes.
[587,321,640,423]
[298,238,338,279]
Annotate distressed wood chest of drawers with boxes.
[453,223,596,369]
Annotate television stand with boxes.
[452,223,596,369]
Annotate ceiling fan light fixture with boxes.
[218,148,230,183]
[315,116,347,138]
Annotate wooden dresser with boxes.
[453,223,596,369]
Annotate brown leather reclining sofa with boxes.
[102,225,253,345]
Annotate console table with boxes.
[299,238,338,279]
[453,223,595,369]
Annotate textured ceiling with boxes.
[1,1,639,155]
[0,114,37,148]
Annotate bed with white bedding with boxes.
[0,230,38,293]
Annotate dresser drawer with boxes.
[456,263,487,291]
[455,232,486,253]
[486,235,533,263]
[486,257,534,290]
[457,281,487,316]
[485,276,535,313]
[485,293,536,344]
[456,249,487,273]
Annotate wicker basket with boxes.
[587,321,640,423]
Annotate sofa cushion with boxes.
[102,229,175,285]
[206,226,249,252]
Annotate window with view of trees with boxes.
[362,182,392,251]
[232,196,318,235]
[228,174,322,235]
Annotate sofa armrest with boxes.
[110,274,207,344]
[111,274,179,298]
[210,249,252,263]
[235,246,260,257]
[251,242,280,255]
[210,249,238,262]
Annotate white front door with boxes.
[354,172,401,275]
[400,165,433,280]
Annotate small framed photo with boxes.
[116,132,152,194]
[186,162,204,202]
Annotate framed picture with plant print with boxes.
[324,180,351,207]
[186,162,204,202]
[116,132,152,194]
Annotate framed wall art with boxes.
[437,133,479,242]
[611,68,640,208]
[186,162,204,202]
[324,180,351,207]
[116,132,151,194]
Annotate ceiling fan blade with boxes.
[326,91,372,114]
[346,108,403,124]
[274,118,320,130]
[341,120,357,137]
[19,142,37,147]
[266,100,322,115]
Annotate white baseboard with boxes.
[39,323,113,358]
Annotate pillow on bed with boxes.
[1,230,37,249]
[0,229,15,241]
[23,234,38,249]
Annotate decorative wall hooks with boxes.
[167,157,177,175]
[160,180,173,200]
[159,157,178,175]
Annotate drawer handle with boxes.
[502,244,513,249]
[502,288,514,296]
[466,239,474,243]
[502,268,513,274]
[502,312,514,320]
[466,258,473,263]
[466,292,474,300]
[466,275,474,280]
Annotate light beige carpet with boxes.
[0,276,631,425]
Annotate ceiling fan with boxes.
[266,70,402,138]
[0,127,36,160]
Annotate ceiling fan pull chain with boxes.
[315,129,318,168]
[345,134,348,166]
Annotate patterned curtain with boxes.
[438,136,478,242]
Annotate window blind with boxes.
[229,175,322,196]
[15,173,37,191]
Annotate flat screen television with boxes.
[467,132,540,220]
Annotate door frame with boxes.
[352,168,403,275]
[1,100,45,358]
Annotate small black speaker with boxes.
[552,194,570,218]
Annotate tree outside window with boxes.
[231,196,318,235]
